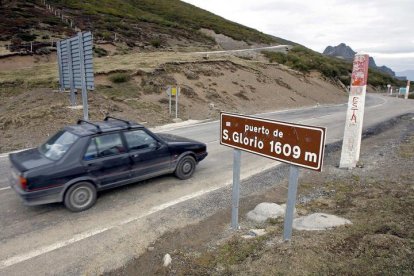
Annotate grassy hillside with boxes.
[263,46,405,88]
[0,0,289,50]
[55,0,280,43]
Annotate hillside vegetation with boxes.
[263,47,405,88]
[1,0,289,50]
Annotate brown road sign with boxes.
[220,112,326,171]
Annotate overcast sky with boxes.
[183,0,414,73]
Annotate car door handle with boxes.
[131,153,139,158]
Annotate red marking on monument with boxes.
[351,54,369,87]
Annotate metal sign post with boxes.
[283,165,299,241]
[166,86,181,118]
[231,149,241,230]
[168,86,172,115]
[175,86,180,119]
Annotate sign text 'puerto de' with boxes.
[220,113,326,171]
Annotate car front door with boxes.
[124,129,171,179]
[83,133,131,186]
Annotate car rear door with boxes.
[83,133,131,186]
[123,129,171,178]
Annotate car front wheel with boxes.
[64,182,97,212]
[175,155,196,180]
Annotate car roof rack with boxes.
[77,119,102,133]
[104,116,131,129]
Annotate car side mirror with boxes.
[151,141,162,149]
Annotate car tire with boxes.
[64,182,97,212]
[175,155,196,180]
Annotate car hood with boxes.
[9,148,54,172]
[156,133,201,145]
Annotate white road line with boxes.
[0,228,109,270]
[0,187,10,192]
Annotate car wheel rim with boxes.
[71,186,93,209]
[182,161,193,174]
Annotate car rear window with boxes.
[39,130,79,160]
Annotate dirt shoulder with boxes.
[107,114,414,275]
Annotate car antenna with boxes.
[104,116,131,129]
[77,119,102,133]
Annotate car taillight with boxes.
[19,176,27,191]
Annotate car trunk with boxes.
[9,148,54,173]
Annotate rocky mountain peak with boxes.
[323,43,395,77]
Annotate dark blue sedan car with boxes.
[9,117,207,212]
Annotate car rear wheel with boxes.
[175,155,196,180]
[64,182,97,212]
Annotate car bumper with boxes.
[10,180,63,206]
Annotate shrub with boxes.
[150,38,161,48]
[17,33,37,42]
[94,46,108,57]
[109,73,131,83]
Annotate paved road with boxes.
[0,94,412,275]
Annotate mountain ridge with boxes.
[323,43,395,77]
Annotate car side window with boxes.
[124,130,157,151]
[94,133,126,157]
[83,139,98,161]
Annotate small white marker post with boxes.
[405,80,410,100]
[339,53,369,169]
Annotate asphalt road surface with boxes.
[0,94,412,275]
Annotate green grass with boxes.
[263,46,404,87]
[48,0,286,44]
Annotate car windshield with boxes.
[39,130,79,160]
